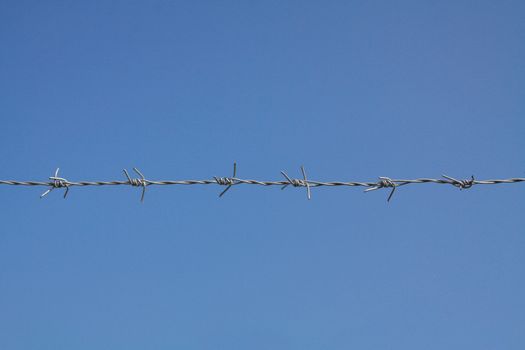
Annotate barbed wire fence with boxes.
[0,164,523,202]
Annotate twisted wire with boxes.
[0,165,523,202]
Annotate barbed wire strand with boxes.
[0,165,523,202]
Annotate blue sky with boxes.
[1,1,524,349]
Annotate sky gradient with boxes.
[1,1,524,349]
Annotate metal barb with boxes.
[123,168,148,202]
[442,174,475,190]
[41,168,70,199]
[215,162,238,197]
[364,176,397,202]
[280,165,311,200]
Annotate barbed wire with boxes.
[0,164,523,202]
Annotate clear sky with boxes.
[1,1,524,349]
